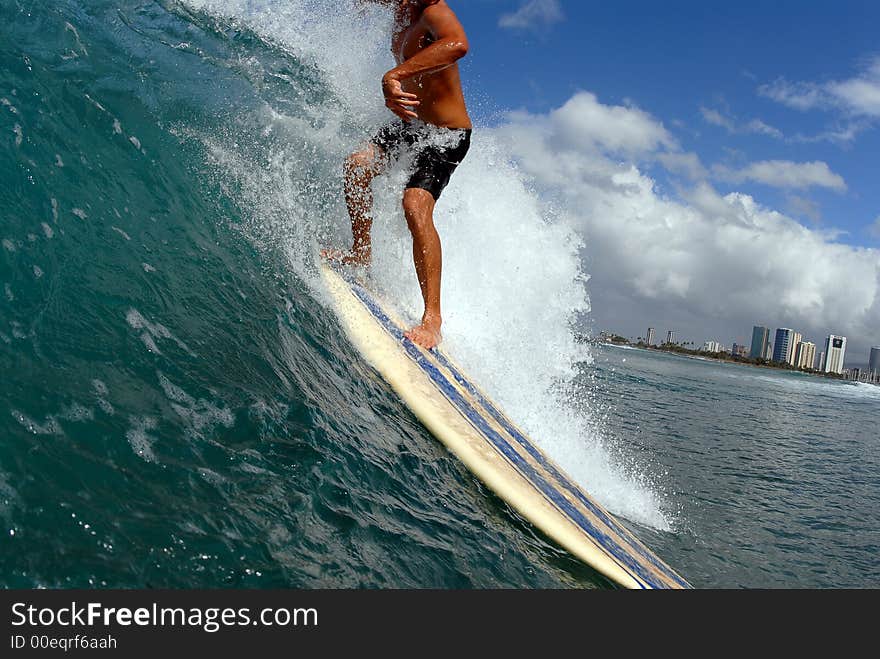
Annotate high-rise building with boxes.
[818,351,825,372]
[869,347,880,375]
[772,328,795,364]
[822,335,847,375]
[703,340,722,353]
[732,343,748,358]
[750,326,770,359]
[646,327,656,346]
[764,342,773,361]
[789,332,803,366]
[666,330,675,345]
[794,341,816,370]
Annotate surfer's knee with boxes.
[344,148,379,181]
[402,188,435,234]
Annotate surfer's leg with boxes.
[329,123,407,265]
[334,144,385,265]
[402,187,442,350]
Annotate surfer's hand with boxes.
[382,75,419,121]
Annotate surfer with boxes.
[324,0,471,350]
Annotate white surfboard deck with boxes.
[320,259,690,589]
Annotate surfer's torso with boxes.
[391,4,471,129]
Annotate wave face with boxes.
[0,0,670,588]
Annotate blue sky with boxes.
[393,0,880,362]
[453,0,880,248]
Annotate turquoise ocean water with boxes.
[592,345,879,587]
[2,0,877,588]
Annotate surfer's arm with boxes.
[382,5,469,87]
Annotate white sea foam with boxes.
[126,416,158,462]
[198,468,226,485]
[60,403,94,423]
[851,381,880,399]
[158,373,235,440]
[748,371,880,400]
[111,226,131,241]
[93,379,115,415]
[126,308,195,356]
[64,22,89,57]
[10,410,64,436]
[182,0,670,529]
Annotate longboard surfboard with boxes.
[320,259,691,589]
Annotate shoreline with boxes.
[597,341,878,385]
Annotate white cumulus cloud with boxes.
[700,106,783,139]
[827,57,880,117]
[700,106,736,131]
[744,118,784,139]
[499,0,565,31]
[657,152,708,181]
[758,79,827,111]
[759,56,880,119]
[792,122,868,145]
[713,160,847,192]
[491,93,880,357]
[510,91,676,159]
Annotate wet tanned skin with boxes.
[327,1,471,349]
[383,0,471,129]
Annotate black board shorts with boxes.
[370,120,471,201]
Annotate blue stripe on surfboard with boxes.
[342,277,685,588]
[429,349,692,589]
[348,285,651,588]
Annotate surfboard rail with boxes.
[320,260,691,589]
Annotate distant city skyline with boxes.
[608,320,877,370]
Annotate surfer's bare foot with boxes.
[320,247,371,267]
[405,314,442,350]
